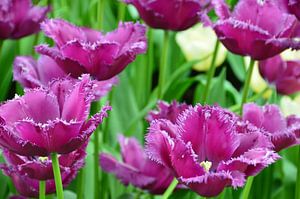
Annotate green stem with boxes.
[0,40,3,58]
[157,31,170,99]
[239,59,255,115]
[39,181,46,199]
[76,169,84,199]
[229,87,268,113]
[241,176,254,199]
[51,153,64,199]
[200,40,220,104]
[91,102,100,199]
[295,146,300,199]
[97,0,105,29]
[161,178,178,199]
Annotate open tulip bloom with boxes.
[207,0,300,60]
[145,104,279,197]
[0,75,111,156]
[35,19,147,81]
[13,55,118,100]
[0,0,50,40]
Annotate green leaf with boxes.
[227,52,245,81]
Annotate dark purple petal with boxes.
[0,0,49,39]
[35,44,87,78]
[218,148,280,176]
[13,56,41,89]
[179,172,233,197]
[124,0,207,31]
[118,134,146,170]
[100,153,155,187]
[145,119,178,168]
[146,101,189,123]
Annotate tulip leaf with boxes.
[227,52,245,82]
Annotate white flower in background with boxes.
[176,24,227,71]
[280,95,300,117]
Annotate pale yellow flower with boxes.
[176,24,227,71]
[280,95,300,117]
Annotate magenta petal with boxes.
[243,103,286,133]
[170,140,206,178]
[0,126,48,156]
[35,44,87,78]
[41,19,87,47]
[178,105,239,167]
[60,40,119,80]
[12,5,50,39]
[118,134,146,169]
[146,101,189,123]
[58,106,111,153]
[61,75,93,121]
[13,56,41,88]
[218,148,280,177]
[36,55,66,84]
[179,172,233,197]
[100,153,155,187]
[145,119,178,168]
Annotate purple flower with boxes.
[100,135,175,194]
[146,100,189,123]
[13,55,117,100]
[35,19,147,81]
[0,75,111,156]
[123,0,210,31]
[0,0,50,39]
[0,141,87,180]
[259,55,300,95]
[208,0,300,60]
[146,105,279,197]
[0,163,77,198]
[243,103,300,152]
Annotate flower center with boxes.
[38,156,49,162]
[200,161,212,173]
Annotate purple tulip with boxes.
[0,0,50,39]
[35,19,147,81]
[259,55,300,95]
[146,101,189,123]
[100,135,175,194]
[146,104,279,197]
[243,103,300,152]
[123,0,210,31]
[13,55,117,100]
[0,75,111,156]
[0,163,77,198]
[208,0,300,60]
[0,141,87,180]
